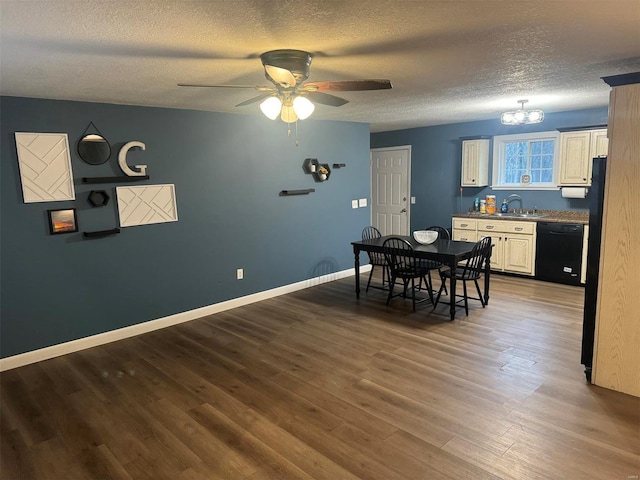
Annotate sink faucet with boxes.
[505,194,523,213]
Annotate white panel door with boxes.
[370,146,410,236]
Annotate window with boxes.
[492,131,560,190]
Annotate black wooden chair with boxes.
[382,237,434,311]
[424,225,451,241]
[434,236,492,316]
[361,226,389,292]
[417,225,451,295]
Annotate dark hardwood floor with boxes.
[1,273,639,479]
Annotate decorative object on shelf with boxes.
[279,189,315,196]
[501,100,544,125]
[88,190,110,207]
[303,158,319,173]
[15,132,75,203]
[116,184,178,227]
[413,230,438,244]
[317,164,330,181]
[118,141,148,177]
[47,208,78,235]
[83,228,120,238]
[332,163,346,168]
[303,158,331,182]
[82,175,150,184]
[77,122,111,165]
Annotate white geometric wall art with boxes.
[116,184,178,227]
[14,132,76,203]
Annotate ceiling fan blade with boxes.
[303,79,392,92]
[177,83,274,92]
[305,92,349,107]
[264,65,296,88]
[235,93,275,108]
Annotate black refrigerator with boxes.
[581,156,607,383]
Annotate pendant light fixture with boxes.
[501,100,544,125]
[260,94,315,124]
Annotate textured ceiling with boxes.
[1,0,639,132]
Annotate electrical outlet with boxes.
[358,198,367,207]
[351,199,359,209]
[236,268,243,280]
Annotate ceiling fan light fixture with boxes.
[260,96,282,120]
[292,96,315,120]
[280,104,298,123]
[501,99,544,125]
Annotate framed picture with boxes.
[47,208,78,235]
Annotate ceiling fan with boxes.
[178,49,392,123]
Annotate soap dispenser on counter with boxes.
[501,199,509,213]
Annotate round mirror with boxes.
[78,133,111,165]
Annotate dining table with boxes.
[351,235,490,321]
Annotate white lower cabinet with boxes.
[503,234,536,274]
[454,217,537,276]
[452,218,478,242]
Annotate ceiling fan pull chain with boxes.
[295,121,300,147]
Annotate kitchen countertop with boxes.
[453,209,589,224]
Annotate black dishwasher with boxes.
[535,222,584,286]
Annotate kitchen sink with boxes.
[489,213,545,218]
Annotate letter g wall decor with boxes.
[118,141,148,176]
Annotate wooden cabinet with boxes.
[476,219,537,275]
[503,234,535,274]
[559,128,608,186]
[592,78,640,397]
[461,139,489,187]
[452,218,477,242]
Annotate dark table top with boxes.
[352,235,476,259]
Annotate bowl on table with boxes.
[413,230,438,244]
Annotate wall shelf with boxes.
[83,228,121,238]
[280,189,315,196]
[82,175,149,184]
[303,158,331,182]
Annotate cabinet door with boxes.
[590,129,609,157]
[461,139,489,187]
[461,141,479,186]
[479,233,503,270]
[559,131,591,185]
[503,234,535,274]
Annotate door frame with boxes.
[369,145,412,235]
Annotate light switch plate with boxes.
[358,198,367,207]
[411,196,416,204]
[351,199,359,209]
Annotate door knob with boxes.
[400,208,407,213]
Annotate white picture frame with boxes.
[116,184,178,227]
[15,132,76,203]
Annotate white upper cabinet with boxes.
[461,139,489,187]
[559,128,608,186]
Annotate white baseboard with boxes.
[0,265,370,372]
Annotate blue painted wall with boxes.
[371,107,609,230]
[0,96,371,358]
